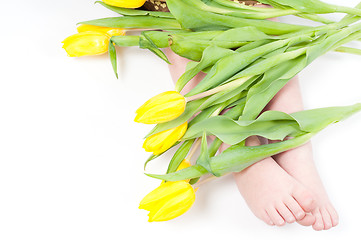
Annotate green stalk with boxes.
[185,76,252,102]
[334,46,361,56]
[296,13,335,24]
[111,35,140,47]
[336,5,361,17]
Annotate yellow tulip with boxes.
[143,122,188,155]
[77,24,125,37]
[102,0,147,8]
[62,31,110,57]
[135,91,186,124]
[139,181,196,222]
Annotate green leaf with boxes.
[79,16,181,30]
[166,139,195,174]
[195,132,213,173]
[291,104,361,132]
[212,27,273,42]
[108,40,118,79]
[183,111,301,144]
[144,154,159,171]
[145,164,209,181]
[184,103,361,145]
[258,0,361,16]
[175,45,235,92]
[146,103,361,180]
[184,38,293,97]
[242,59,306,120]
[139,32,170,63]
[209,133,314,176]
[167,0,309,34]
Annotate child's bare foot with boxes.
[220,137,316,226]
[272,142,339,230]
[266,77,339,230]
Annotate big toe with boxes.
[292,188,316,212]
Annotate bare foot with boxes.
[266,77,339,230]
[272,142,339,230]
[220,137,316,226]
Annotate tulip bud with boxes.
[139,181,196,222]
[77,24,125,37]
[102,0,147,8]
[62,31,110,57]
[143,122,188,155]
[135,91,186,124]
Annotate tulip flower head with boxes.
[63,25,126,57]
[62,31,110,57]
[143,122,188,155]
[139,181,196,222]
[135,91,186,124]
[102,0,147,8]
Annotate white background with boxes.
[0,0,360,239]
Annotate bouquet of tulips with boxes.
[63,0,361,222]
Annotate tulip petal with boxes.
[139,181,192,211]
[148,184,195,222]
[143,122,188,155]
[135,99,186,124]
[102,0,147,9]
[136,91,185,114]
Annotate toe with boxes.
[276,202,296,223]
[261,210,275,226]
[312,208,324,231]
[284,196,306,221]
[292,188,316,212]
[327,204,339,227]
[297,213,315,226]
[266,207,286,226]
[320,207,333,230]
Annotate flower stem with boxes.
[186,138,202,161]
[185,76,252,102]
[334,46,361,56]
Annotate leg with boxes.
[265,76,339,230]
[165,49,316,226]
